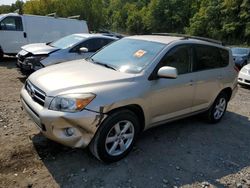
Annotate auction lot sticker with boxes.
[134,50,147,58]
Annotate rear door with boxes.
[192,44,228,111]
[0,16,28,53]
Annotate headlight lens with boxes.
[25,55,47,66]
[49,93,95,112]
[241,67,248,74]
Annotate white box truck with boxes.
[0,13,89,59]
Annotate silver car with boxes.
[21,35,238,162]
[16,33,117,74]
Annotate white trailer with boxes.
[0,13,89,58]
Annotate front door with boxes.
[149,45,196,125]
[0,16,28,54]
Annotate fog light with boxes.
[65,127,75,137]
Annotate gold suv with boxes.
[21,35,238,162]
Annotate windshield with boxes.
[232,48,249,55]
[90,38,166,73]
[50,34,86,49]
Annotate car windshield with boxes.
[232,48,249,55]
[50,34,86,49]
[90,38,166,73]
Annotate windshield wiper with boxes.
[89,58,117,71]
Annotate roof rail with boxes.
[152,33,223,45]
[67,15,80,19]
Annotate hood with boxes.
[21,43,59,55]
[243,64,250,70]
[28,60,136,96]
[233,54,247,58]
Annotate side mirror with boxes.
[157,66,177,79]
[79,47,88,53]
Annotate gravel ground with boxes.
[0,57,250,188]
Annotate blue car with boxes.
[231,47,250,69]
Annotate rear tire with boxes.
[205,92,228,123]
[89,109,140,163]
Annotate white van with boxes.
[0,13,89,58]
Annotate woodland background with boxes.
[0,0,249,45]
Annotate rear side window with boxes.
[194,45,229,71]
[0,16,23,31]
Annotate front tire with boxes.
[205,92,228,123]
[89,110,140,163]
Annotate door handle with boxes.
[23,32,27,38]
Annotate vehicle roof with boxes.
[128,35,183,44]
[73,33,118,40]
[128,35,223,46]
[0,13,88,22]
[127,35,228,50]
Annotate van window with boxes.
[194,45,228,71]
[0,16,23,31]
[160,45,191,74]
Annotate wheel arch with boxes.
[106,104,145,133]
[219,87,233,101]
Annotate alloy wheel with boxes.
[105,120,135,156]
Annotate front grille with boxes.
[18,51,32,63]
[25,81,46,106]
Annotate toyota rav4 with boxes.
[21,35,238,162]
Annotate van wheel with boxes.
[89,110,139,163]
[205,92,228,123]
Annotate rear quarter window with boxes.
[194,45,229,71]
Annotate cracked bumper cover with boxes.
[20,87,107,148]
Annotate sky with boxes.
[0,0,25,5]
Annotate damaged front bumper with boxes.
[20,87,107,148]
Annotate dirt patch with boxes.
[0,58,250,188]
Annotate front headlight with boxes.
[25,55,47,66]
[49,93,96,112]
[240,67,248,74]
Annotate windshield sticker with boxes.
[134,50,147,58]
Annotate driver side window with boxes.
[0,16,23,31]
[71,38,101,53]
[160,45,191,75]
